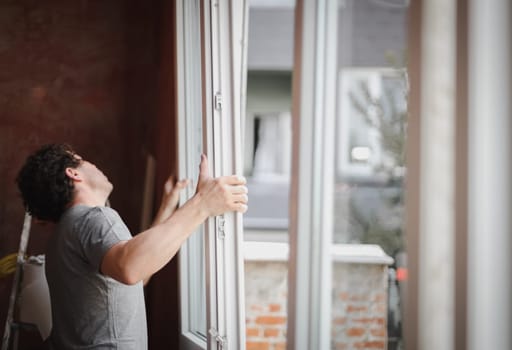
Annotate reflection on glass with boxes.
[243,0,408,349]
[333,0,408,349]
[252,113,291,180]
[243,1,295,349]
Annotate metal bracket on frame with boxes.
[214,92,223,111]
[209,328,227,349]
[217,215,226,239]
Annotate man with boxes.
[16,143,248,349]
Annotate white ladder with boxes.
[1,213,38,350]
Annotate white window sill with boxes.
[243,241,393,265]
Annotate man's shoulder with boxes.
[90,206,120,220]
[83,206,123,227]
[61,205,121,231]
[67,205,118,219]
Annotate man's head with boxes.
[16,144,82,222]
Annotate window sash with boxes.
[202,1,248,349]
[178,1,249,349]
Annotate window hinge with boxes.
[217,216,226,239]
[209,328,227,349]
[214,92,223,111]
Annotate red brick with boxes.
[350,293,370,302]
[333,317,347,325]
[370,328,386,337]
[256,316,287,325]
[353,317,385,326]
[264,328,280,337]
[373,302,387,314]
[334,343,348,350]
[251,304,265,312]
[273,342,286,350]
[268,303,281,312]
[354,341,386,349]
[346,305,368,313]
[247,341,270,350]
[375,317,386,326]
[339,292,350,301]
[373,293,386,302]
[247,327,260,337]
[353,317,373,324]
[346,327,366,337]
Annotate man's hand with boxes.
[153,176,190,226]
[194,154,248,216]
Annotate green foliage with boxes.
[345,56,409,256]
[348,68,408,175]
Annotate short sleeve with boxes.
[77,207,133,271]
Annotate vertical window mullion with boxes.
[287,0,337,349]
[406,0,457,349]
[467,0,512,349]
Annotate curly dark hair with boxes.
[16,143,81,222]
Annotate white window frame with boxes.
[176,0,208,348]
[202,1,248,349]
[467,0,512,349]
[287,0,337,349]
[177,1,249,349]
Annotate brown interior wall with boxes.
[145,0,181,349]
[0,1,180,349]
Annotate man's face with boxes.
[74,155,114,195]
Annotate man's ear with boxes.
[65,167,82,182]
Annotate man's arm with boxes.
[100,155,248,285]
[152,176,190,227]
[140,176,189,286]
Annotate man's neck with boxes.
[70,188,109,208]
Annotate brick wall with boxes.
[244,243,391,350]
[245,261,288,350]
[331,264,389,350]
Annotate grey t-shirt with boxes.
[46,205,147,349]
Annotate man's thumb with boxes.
[198,154,209,181]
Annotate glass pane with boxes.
[189,93,205,338]
[243,1,295,349]
[181,0,207,339]
[332,1,409,350]
[188,211,207,338]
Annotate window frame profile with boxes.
[177,1,249,349]
[176,0,208,348]
[286,0,338,349]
